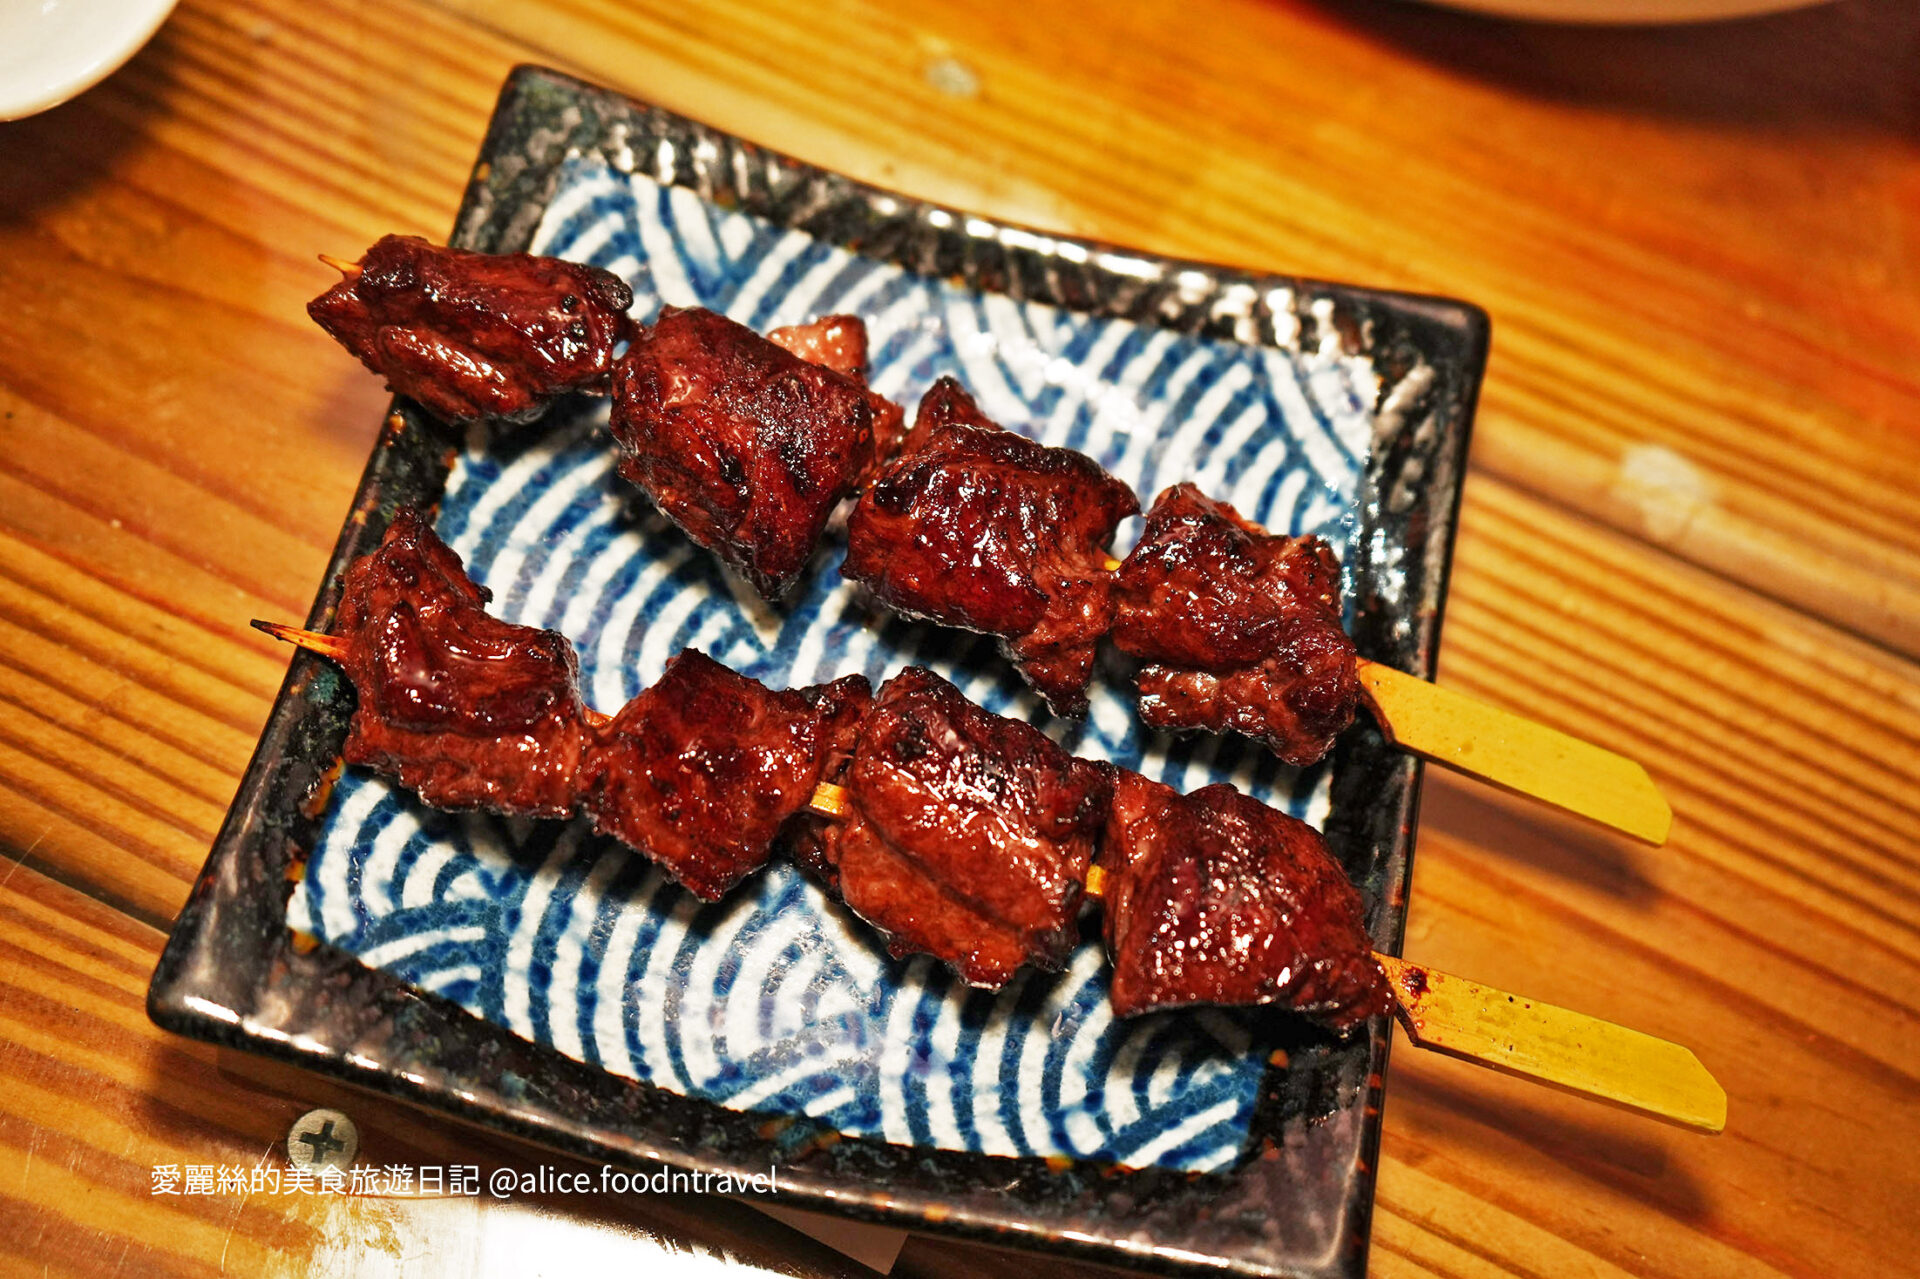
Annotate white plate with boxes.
[0,0,178,120]
[1418,0,1827,21]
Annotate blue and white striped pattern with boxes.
[290,158,1382,1172]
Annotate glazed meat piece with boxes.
[767,314,868,379]
[843,379,1139,717]
[331,507,591,817]
[768,314,906,478]
[610,306,881,599]
[1099,771,1389,1031]
[1111,483,1358,765]
[309,235,633,425]
[584,651,871,900]
[816,666,1111,987]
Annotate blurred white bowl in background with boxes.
[0,0,179,120]
[1419,0,1829,20]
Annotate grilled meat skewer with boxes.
[263,508,1389,1030]
[304,251,1670,845]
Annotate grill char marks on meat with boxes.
[307,235,633,425]
[331,508,591,817]
[1111,483,1359,765]
[1099,770,1389,1030]
[583,650,871,900]
[842,378,1139,717]
[820,667,1112,987]
[610,306,880,599]
[767,314,906,481]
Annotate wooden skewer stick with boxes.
[246,626,1724,1135]
[807,779,852,820]
[807,785,1717,1134]
[317,253,362,278]
[1357,661,1672,845]
[1098,559,1671,845]
[1372,953,1725,1134]
[252,619,346,658]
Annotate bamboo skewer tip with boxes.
[1375,954,1725,1134]
[252,618,346,659]
[1358,662,1673,845]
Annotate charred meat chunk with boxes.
[1111,483,1358,765]
[843,379,1139,717]
[768,313,906,479]
[308,235,633,425]
[818,666,1111,987]
[331,507,591,817]
[583,651,871,901]
[610,307,881,599]
[1099,771,1389,1031]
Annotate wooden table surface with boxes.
[3,0,1917,1274]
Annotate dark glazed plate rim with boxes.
[149,66,1488,1279]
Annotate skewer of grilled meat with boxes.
[309,236,634,425]
[262,509,1389,1031]
[300,250,1667,846]
[304,249,1355,755]
[264,562,1720,1130]
[286,257,1721,1124]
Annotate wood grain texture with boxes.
[0,0,1915,1273]
[0,861,878,1279]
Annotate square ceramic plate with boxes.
[150,66,1486,1279]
